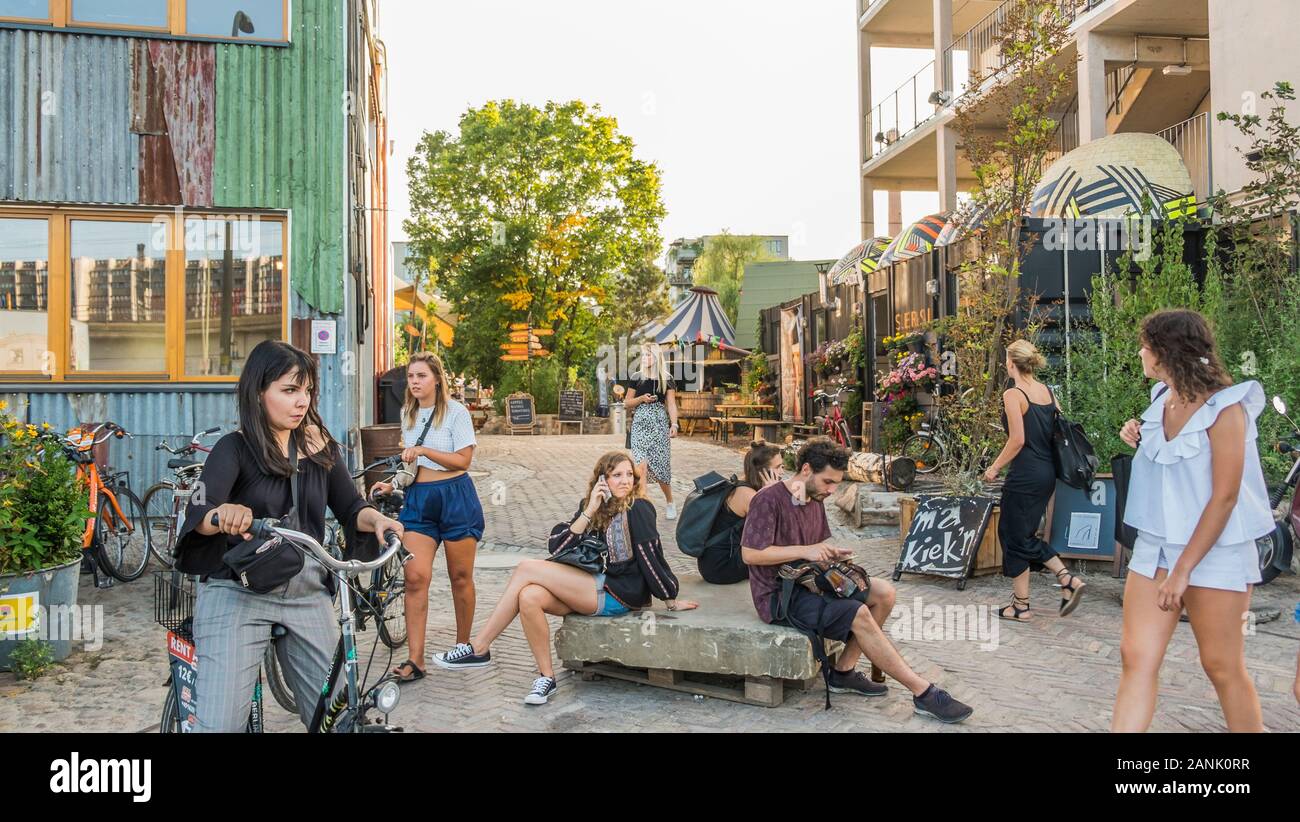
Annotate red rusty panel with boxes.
[132,40,216,207]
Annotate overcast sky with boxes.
[379,0,936,265]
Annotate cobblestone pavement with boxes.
[3,433,1298,732]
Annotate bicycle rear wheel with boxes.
[159,688,181,733]
[264,642,298,716]
[900,433,943,474]
[141,482,178,569]
[373,553,408,649]
[96,486,151,582]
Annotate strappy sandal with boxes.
[1056,568,1087,616]
[392,659,425,683]
[998,593,1032,622]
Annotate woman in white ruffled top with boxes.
[1112,309,1274,732]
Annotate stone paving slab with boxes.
[2,433,1297,732]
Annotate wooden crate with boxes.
[898,496,1003,577]
[562,660,820,707]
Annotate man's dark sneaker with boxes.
[524,675,557,705]
[432,642,491,670]
[828,668,888,697]
[912,684,974,724]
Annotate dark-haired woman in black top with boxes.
[174,340,402,732]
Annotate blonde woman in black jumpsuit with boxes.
[983,340,1086,621]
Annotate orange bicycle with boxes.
[55,422,152,583]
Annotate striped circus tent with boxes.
[1030,133,1197,220]
[654,286,738,349]
[828,237,892,286]
[878,212,950,266]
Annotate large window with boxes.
[184,216,284,377]
[0,1,290,43]
[0,208,287,383]
[69,219,167,374]
[0,218,49,374]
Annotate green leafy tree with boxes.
[404,100,665,395]
[691,232,777,324]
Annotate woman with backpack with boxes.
[1112,309,1272,732]
[696,440,785,584]
[432,450,697,705]
[983,339,1086,622]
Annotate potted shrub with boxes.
[0,406,93,671]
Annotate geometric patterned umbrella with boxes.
[827,237,891,286]
[877,212,950,267]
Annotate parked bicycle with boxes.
[141,427,221,569]
[350,455,414,651]
[813,385,857,451]
[41,422,151,584]
[156,519,410,733]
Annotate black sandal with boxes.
[1056,568,1086,616]
[392,659,425,682]
[998,593,1031,622]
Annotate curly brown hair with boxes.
[1140,309,1232,401]
[580,451,643,531]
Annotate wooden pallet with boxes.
[562,659,820,707]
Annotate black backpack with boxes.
[1052,403,1099,490]
[674,471,739,558]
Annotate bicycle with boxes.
[44,422,151,583]
[156,519,410,733]
[813,385,857,451]
[141,427,221,569]
[350,455,414,651]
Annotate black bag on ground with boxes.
[674,471,740,558]
[221,437,305,593]
[1052,408,1099,490]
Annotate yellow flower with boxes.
[0,400,7,411]
[41,422,51,430]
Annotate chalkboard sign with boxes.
[1046,476,1118,560]
[894,495,996,583]
[506,392,536,432]
[559,389,585,422]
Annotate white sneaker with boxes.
[524,675,557,705]
[666,502,677,520]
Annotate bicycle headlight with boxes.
[374,680,401,714]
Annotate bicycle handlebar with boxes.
[156,427,221,454]
[207,512,410,575]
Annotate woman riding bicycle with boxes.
[174,340,403,733]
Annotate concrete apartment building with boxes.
[856,0,1300,238]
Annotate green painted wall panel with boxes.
[213,0,344,314]
[736,260,829,351]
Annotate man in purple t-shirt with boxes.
[741,437,973,724]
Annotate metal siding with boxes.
[291,290,349,451]
[213,0,346,314]
[136,40,216,206]
[0,30,139,204]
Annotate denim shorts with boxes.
[397,473,485,543]
[590,573,631,617]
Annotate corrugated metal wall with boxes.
[0,30,139,204]
[213,0,346,314]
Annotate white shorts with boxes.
[1129,531,1262,592]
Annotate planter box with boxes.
[899,496,1003,577]
[0,558,82,670]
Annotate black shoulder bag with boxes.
[222,437,306,593]
[548,513,609,575]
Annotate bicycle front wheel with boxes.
[373,553,408,649]
[141,482,178,569]
[900,433,942,474]
[834,419,853,451]
[159,688,181,733]
[95,486,151,582]
[264,642,298,716]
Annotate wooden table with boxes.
[713,403,775,444]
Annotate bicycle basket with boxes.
[153,571,195,637]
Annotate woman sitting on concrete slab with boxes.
[698,440,784,585]
[433,450,698,705]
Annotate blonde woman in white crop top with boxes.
[1112,310,1271,732]
[368,352,484,684]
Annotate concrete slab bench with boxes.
[554,575,836,706]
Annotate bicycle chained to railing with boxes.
[154,517,412,733]
[36,421,151,586]
[141,427,222,570]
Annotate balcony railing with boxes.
[941,0,1115,99]
[1156,111,1212,203]
[866,60,939,160]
